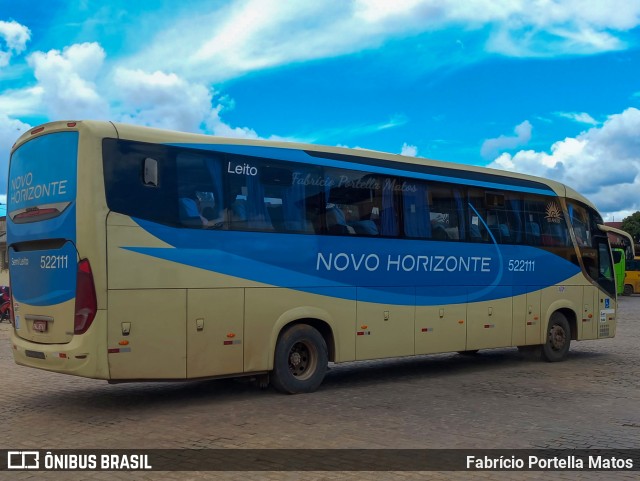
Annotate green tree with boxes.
[621,211,640,242]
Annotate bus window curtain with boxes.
[403,183,430,238]
[454,190,465,240]
[381,178,398,236]
[506,197,523,243]
[202,156,224,218]
[282,170,307,231]
[247,175,272,229]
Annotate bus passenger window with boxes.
[179,197,205,227]
[426,186,461,241]
[325,204,355,235]
[403,181,431,238]
[525,221,541,245]
[467,189,490,242]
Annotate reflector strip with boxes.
[108,347,132,354]
[484,324,495,329]
[421,328,434,332]
[223,340,242,345]
[356,331,371,336]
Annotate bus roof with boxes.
[12,119,597,210]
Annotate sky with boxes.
[1,0,640,221]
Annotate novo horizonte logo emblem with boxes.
[7,451,40,469]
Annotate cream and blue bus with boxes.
[6,121,617,393]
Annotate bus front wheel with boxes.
[271,324,328,394]
[624,284,633,296]
[541,312,571,362]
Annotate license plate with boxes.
[33,320,47,332]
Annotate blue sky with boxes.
[2,0,640,220]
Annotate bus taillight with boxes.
[74,259,97,335]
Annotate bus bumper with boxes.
[10,310,110,380]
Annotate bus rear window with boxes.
[8,132,78,222]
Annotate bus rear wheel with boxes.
[271,324,328,394]
[541,312,571,362]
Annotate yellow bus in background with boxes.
[6,121,617,393]
[623,258,640,296]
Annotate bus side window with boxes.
[467,189,489,242]
[179,197,204,227]
[325,204,355,235]
[525,221,541,245]
[403,181,431,239]
[427,186,461,241]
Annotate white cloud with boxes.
[123,0,640,82]
[112,67,292,140]
[556,111,599,125]
[113,68,213,133]
[488,107,640,217]
[481,120,532,159]
[27,42,110,119]
[0,39,289,154]
[0,20,30,67]
[0,86,44,116]
[400,143,418,157]
[205,104,260,139]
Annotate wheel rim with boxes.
[288,340,318,381]
[548,324,567,351]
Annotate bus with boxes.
[612,248,626,295]
[623,258,640,296]
[6,121,617,394]
[603,226,636,296]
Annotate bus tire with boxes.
[541,312,571,362]
[271,324,328,394]
[623,284,633,296]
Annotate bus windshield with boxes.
[567,200,615,297]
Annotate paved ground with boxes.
[1,297,639,480]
